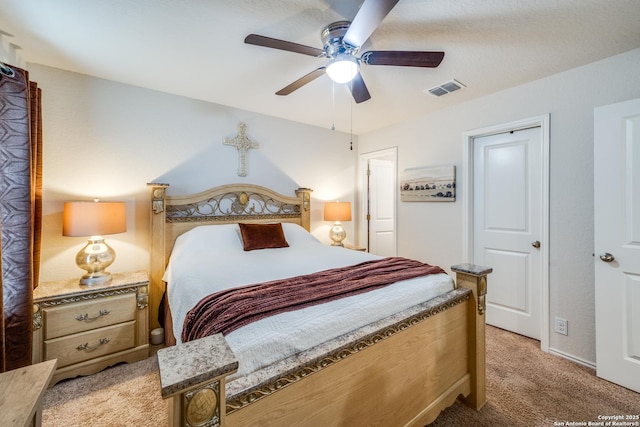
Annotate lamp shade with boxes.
[63,201,127,237]
[324,201,352,222]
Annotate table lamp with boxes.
[63,200,126,285]
[323,201,351,247]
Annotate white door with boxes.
[368,159,396,256]
[594,98,640,393]
[473,127,543,339]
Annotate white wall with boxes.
[358,48,640,365]
[28,65,359,283]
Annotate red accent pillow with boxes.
[239,223,289,251]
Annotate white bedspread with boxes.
[164,223,454,378]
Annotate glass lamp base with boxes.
[76,236,115,286]
[329,222,346,247]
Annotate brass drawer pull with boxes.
[76,338,111,352]
[76,309,111,322]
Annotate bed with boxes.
[149,183,491,427]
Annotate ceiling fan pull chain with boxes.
[350,80,353,151]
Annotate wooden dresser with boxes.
[33,271,149,386]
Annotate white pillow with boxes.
[164,224,244,283]
[172,224,244,254]
[281,222,321,246]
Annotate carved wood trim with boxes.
[37,286,140,308]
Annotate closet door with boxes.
[473,127,543,340]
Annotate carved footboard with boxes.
[157,265,490,427]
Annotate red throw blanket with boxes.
[182,257,445,342]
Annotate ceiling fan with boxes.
[244,0,445,104]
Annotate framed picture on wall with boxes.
[400,165,456,202]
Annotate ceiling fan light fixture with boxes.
[326,55,359,84]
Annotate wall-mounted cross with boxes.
[223,123,260,177]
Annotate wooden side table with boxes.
[0,359,56,427]
[33,271,149,386]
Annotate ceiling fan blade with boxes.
[343,0,400,48]
[276,67,326,96]
[245,34,325,57]
[348,73,371,104]
[361,50,445,67]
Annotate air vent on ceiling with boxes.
[426,79,466,97]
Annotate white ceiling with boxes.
[1,0,639,134]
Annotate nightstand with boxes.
[33,271,149,386]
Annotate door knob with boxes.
[531,241,541,248]
[599,252,615,262]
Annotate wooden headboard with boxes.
[147,183,313,330]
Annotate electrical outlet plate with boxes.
[554,317,568,335]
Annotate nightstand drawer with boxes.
[43,293,136,340]
[44,321,136,368]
